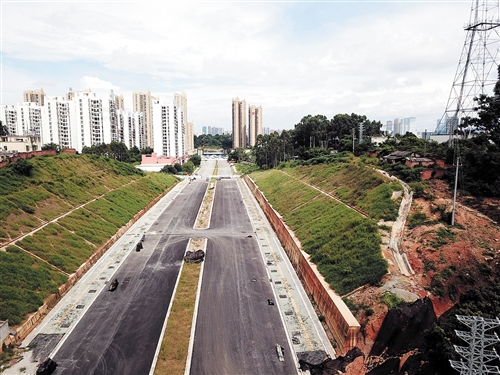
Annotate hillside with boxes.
[0,154,178,326]
[250,159,500,374]
[249,155,402,296]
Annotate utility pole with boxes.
[423,129,427,158]
[352,128,355,153]
[451,157,460,225]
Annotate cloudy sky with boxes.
[1,0,475,134]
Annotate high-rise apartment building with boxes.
[173,101,185,158]
[42,96,75,150]
[0,102,42,137]
[385,117,416,135]
[133,90,158,149]
[232,98,246,149]
[187,121,194,151]
[173,92,194,154]
[23,88,45,107]
[248,105,262,147]
[115,94,125,110]
[66,88,91,101]
[7,88,190,157]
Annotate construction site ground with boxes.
[343,179,500,373]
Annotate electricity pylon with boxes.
[435,0,500,137]
[450,315,500,374]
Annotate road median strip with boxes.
[153,161,219,374]
[153,244,203,375]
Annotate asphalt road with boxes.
[51,159,297,375]
[190,178,297,375]
[52,177,207,375]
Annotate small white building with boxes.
[0,135,42,153]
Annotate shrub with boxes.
[409,181,429,198]
[430,228,456,248]
[182,161,195,175]
[189,154,201,167]
[161,165,177,174]
[408,212,428,228]
[429,278,445,297]
[380,292,405,308]
[11,159,34,177]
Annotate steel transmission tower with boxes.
[435,0,500,136]
[450,315,500,374]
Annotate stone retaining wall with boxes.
[6,183,176,346]
[243,175,360,354]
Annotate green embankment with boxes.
[283,161,402,221]
[0,154,178,325]
[250,160,398,295]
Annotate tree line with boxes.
[194,133,232,150]
[228,69,500,198]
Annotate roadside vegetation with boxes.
[250,167,388,295]
[194,133,232,150]
[281,155,402,221]
[0,245,68,325]
[0,154,178,325]
[153,255,202,375]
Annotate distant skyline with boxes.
[1,1,479,134]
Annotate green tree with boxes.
[174,163,183,173]
[189,154,201,167]
[0,121,8,136]
[470,65,500,145]
[229,147,247,162]
[11,158,34,177]
[108,141,130,162]
[194,134,232,149]
[161,165,177,174]
[128,146,141,163]
[141,147,154,155]
[292,115,330,157]
[41,143,61,152]
[182,161,195,174]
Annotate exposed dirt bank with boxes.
[342,179,500,374]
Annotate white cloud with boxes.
[78,76,120,91]
[0,1,483,133]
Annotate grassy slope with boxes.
[0,154,178,325]
[284,162,402,221]
[250,159,396,295]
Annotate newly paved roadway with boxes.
[51,169,207,374]
[48,159,298,375]
[190,179,296,374]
